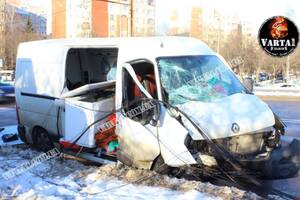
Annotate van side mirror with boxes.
[243,77,254,93]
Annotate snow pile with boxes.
[86,164,260,199]
[0,145,261,200]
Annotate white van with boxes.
[15,37,300,179]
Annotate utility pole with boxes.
[130,0,133,36]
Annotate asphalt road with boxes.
[267,101,300,120]
[266,100,300,142]
[0,101,16,127]
[262,100,300,197]
[0,99,300,197]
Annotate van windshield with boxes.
[157,55,247,105]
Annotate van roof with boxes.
[18,36,215,60]
[20,36,206,46]
[16,37,215,98]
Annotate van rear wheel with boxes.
[32,127,54,152]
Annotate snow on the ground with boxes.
[254,91,300,97]
[256,80,300,88]
[0,145,261,200]
[253,84,300,97]
[0,126,22,146]
[254,90,300,97]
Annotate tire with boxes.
[32,127,54,152]
[151,155,172,175]
[17,125,29,144]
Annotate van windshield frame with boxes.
[156,55,247,105]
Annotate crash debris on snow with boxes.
[0,145,264,200]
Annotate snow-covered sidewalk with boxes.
[254,86,300,97]
[0,144,261,200]
[0,125,261,200]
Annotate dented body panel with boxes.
[179,93,275,140]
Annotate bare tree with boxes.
[219,27,298,81]
[4,4,43,70]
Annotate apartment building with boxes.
[190,6,203,39]
[52,0,156,39]
[132,0,155,36]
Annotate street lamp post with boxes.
[130,0,133,36]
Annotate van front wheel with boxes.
[32,127,54,152]
[152,155,186,177]
[151,155,172,175]
[18,125,29,144]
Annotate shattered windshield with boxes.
[157,55,246,105]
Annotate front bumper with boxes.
[196,135,300,180]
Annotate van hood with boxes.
[177,93,275,140]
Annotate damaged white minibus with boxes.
[15,37,300,180]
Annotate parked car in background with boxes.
[259,72,268,81]
[0,82,15,102]
[274,71,284,83]
[0,70,15,82]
